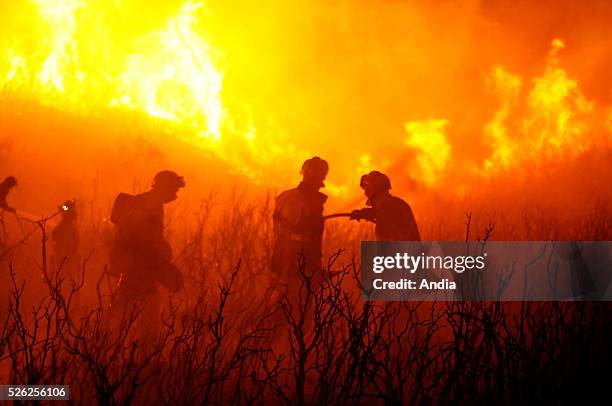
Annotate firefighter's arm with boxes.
[273,195,301,234]
[350,208,376,222]
[0,199,15,213]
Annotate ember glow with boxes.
[1,0,610,204]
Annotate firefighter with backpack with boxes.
[108,170,185,334]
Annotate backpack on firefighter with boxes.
[108,192,184,293]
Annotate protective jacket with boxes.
[272,182,327,280]
[353,192,421,241]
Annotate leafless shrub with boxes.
[0,198,609,404]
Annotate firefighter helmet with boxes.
[360,171,391,191]
[301,157,329,177]
[152,170,186,190]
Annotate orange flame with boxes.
[0,0,609,201]
[483,39,596,174]
[404,119,451,187]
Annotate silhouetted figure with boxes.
[350,171,421,241]
[52,200,82,306]
[0,176,17,214]
[0,176,18,242]
[567,242,597,298]
[109,170,185,335]
[52,200,80,271]
[0,176,17,321]
[555,242,610,300]
[272,157,328,285]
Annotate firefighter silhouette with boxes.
[0,176,17,241]
[554,242,610,300]
[0,176,17,319]
[350,171,421,241]
[272,157,328,286]
[51,200,80,283]
[109,170,185,334]
[0,176,17,214]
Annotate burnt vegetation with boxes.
[0,197,611,405]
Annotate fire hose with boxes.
[323,212,352,220]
